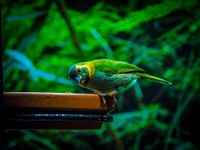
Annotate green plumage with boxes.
[69,59,172,95]
[135,72,172,85]
[90,59,171,85]
[90,59,144,74]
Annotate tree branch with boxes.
[56,0,82,52]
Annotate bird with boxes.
[68,59,171,107]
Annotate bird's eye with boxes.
[77,68,81,73]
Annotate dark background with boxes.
[2,0,200,149]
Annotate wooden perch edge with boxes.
[3,92,115,130]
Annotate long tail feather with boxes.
[136,73,172,85]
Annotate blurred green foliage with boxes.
[2,0,200,149]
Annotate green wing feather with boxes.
[91,59,144,74]
[136,72,172,85]
[90,59,171,85]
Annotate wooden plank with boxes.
[4,92,115,112]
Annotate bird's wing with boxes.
[136,72,172,85]
[91,59,145,74]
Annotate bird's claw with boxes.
[100,94,117,112]
[101,96,107,107]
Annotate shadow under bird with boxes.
[68,59,172,106]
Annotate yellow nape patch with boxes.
[76,64,82,70]
[85,62,94,78]
[76,62,94,78]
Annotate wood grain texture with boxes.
[4,92,115,112]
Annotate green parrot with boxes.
[68,59,171,105]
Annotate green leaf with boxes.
[5,49,38,81]
[6,11,46,21]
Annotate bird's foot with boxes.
[100,93,117,112]
[111,93,117,104]
[109,93,117,111]
[101,96,107,108]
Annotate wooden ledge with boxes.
[4,92,114,112]
[3,92,115,130]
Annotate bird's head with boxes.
[68,62,93,86]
